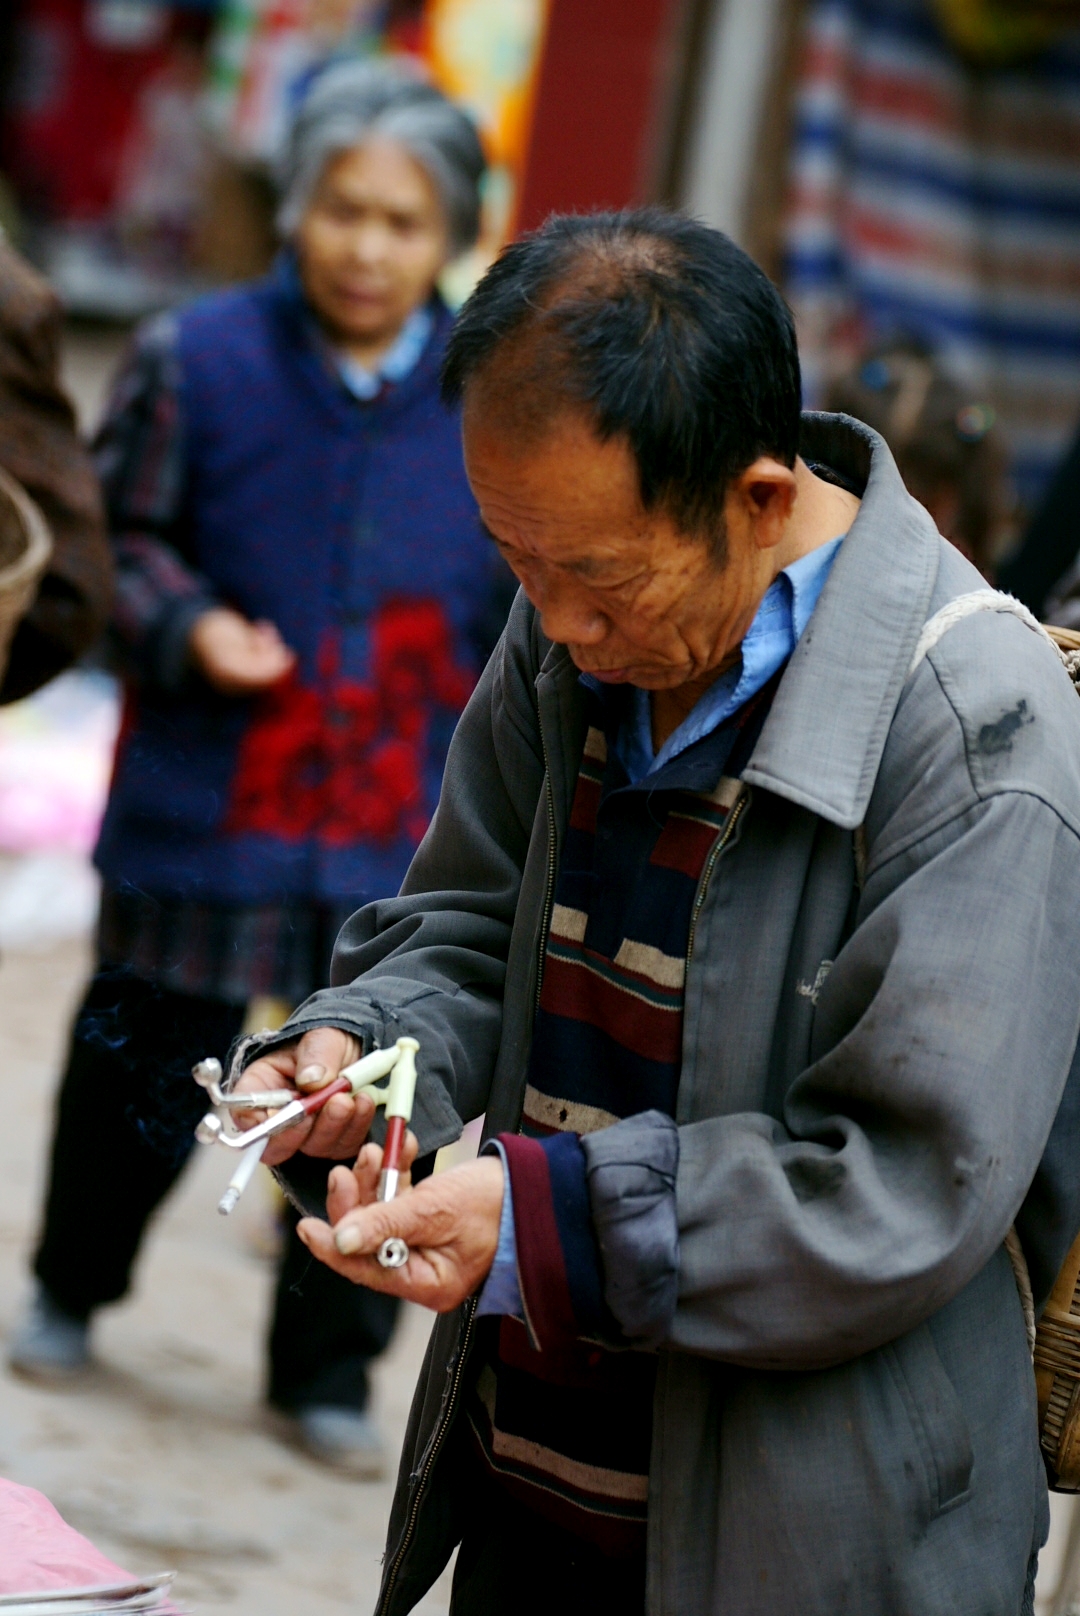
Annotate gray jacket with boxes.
[254,415,1080,1615]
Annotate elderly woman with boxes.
[9,60,498,1476]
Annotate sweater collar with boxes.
[537,413,941,833]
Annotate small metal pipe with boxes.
[212,1089,295,1110]
[218,1139,267,1216]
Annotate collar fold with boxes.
[741,413,941,828]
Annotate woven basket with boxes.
[1035,1239,1080,1489]
[0,466,53,686]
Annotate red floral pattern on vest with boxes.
[224,599,475,846]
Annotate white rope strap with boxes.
[907,589,1054,680]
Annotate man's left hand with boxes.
[297,1153,504,1313]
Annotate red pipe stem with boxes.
[299,1075,352,1115]
[383,1114,408,1177]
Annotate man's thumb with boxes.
[333,1193,425,1257]
[295,1026,358,1091]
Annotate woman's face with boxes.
[297,136,450,353]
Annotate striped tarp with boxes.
[784,0,1080,507]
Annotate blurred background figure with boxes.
[7,57,497,1481]
[825,338,1010,578]
[0,235,112,699]
[998,416,1080,629]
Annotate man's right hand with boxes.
[188,606,296,695]
[231,1026,370,1166]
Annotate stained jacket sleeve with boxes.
[586,612,1080,1369]
[0,240,112,701]
[92,314,219,691]
[237,589,546,1157]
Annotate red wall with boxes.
[516,0,684,230]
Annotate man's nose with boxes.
[535,574,607,647]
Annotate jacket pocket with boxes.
[883,1322,974,1522]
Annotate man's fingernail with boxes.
[297,1063,327,1090]
[335,1225,363,1256]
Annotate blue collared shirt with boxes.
[336,304,435,400]
[281,245,435,401]
[477,533,845,1321]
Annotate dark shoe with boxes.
[284,1405,386,1479]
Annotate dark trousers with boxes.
[450,1458,646,1616]
[34,970,398,1411]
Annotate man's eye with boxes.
[578,570,637,595]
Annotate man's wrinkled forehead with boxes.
[463,404,645,536]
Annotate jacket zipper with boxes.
[534,770,558,1014]
[377,713,558,1614]
[376,1296,478,1616]
[686,790,748,966]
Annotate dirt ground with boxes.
[0,934,453,1614]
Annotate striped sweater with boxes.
[465,672,781,1552]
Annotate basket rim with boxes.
[0,465,53,591]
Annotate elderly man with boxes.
[236,210,1080,1615]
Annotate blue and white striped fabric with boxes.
[784,0,1080,506]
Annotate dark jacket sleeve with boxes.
[92,314,220,692]
[0,239,112,701]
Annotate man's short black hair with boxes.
[442,207,802,541]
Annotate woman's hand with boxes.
[230,1027,371,1166]
[298,1155,505,1314]
[189,607,296,694]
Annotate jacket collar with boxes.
[534,413,941,834]
[742,412,940,828]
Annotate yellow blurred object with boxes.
[422,0,547,171]
[421,0,548,240]
[241,995,293,1035]
[933,0,1080,64]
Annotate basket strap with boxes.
[1005,1226,1036,1356]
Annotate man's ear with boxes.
[732,458,798,550]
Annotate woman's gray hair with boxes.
[278,58,486,256]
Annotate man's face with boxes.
[464,408,783,692]
[297,138,450,350]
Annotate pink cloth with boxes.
[0,1477,177,1607]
